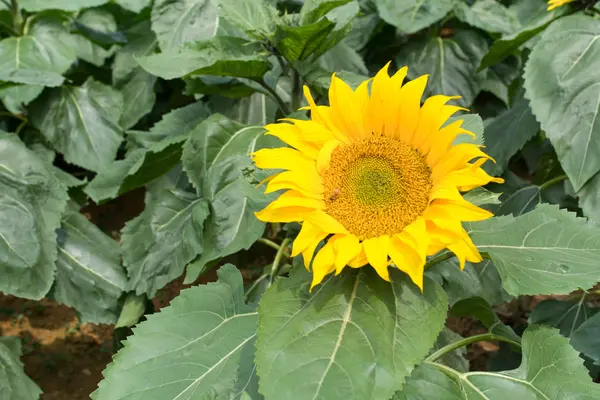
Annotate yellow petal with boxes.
[431,143,491,183]
[310,240,336,290]
[265,170,323,198]
[363,235,391,281]
[412,95,459,150]
[431,199,494,222]
[266,190,325,210]
[368,62,394,135]
[332,234,361,275]
[255,205,314,222]
[348,246,368,268]
[303,85,349,144]
[292,221,323,257]
[264,123,320,159]
[393,74,428,143]
[389,235,424,290]
[329,75,365,141]
[425,120,473,166]
[280,119,336,144]
[402,217,429,263]
[447,234,483,269]
[302,232,328,270]
[316,139,341,174]
[304,210,348,234]
[253,147,315,171]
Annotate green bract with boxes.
[1,0,600,399]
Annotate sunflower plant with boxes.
[1,0,600,399]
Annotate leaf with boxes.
[219,0,278,40]
[138,36,271,80]
[114,0,151,12]
[151,0,219,51]
[29,78,124,173]
[395,30,488,107]
[92,265,259,400]
[20,0,108,11]
[395,325,600,399]
[426,258,512,306]
[483,98,540,176]
[493,185,541,217]
[121,188,209,297]
[524,15,600,191]
[0,337,42,400]
[570,312,600,366]
[447,113,485,146]
[115,292,146,328]
[578,171,600,223]
[451,297,520,343]
[255,267,448,400]
[0,132,68,299]
[72,9,117,67]
[454,0,519,35]
[52,210,127,324]
[462,187,501,208]
[316,41,368,75]
[118,68,156,129]
[0,85,44,114]
[430,328,469,373]
[529,298,598,337]
[468,204,600,296]
[374,0,454,34]
[273,1,359,61]
[113,20,159,85]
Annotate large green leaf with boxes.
[395,326,600,399]
[395,30,488,107]
[530,298,598,338]
[20,0,107,11]
[72,9,117,67]
[53,209,127,324]
[0,132,68,299]
[524,15,600,191]
[114,0,151,12]
[151,0,219,51]
[0,337,42,400]
[375,0,453,34]
[454,0,519,35]
[121,188,209,297]
[273,1,359,61]
[0,85,44,114]
[29,78,124,172]
[219,0,278,40]
[92,265,258,400]
[138,36,271,80]
[255,267,448,400]
[468,204,600,296]
[118,68,156,129]
[113,20,159,85]
[85,102,210,203]
[570,311,600,366]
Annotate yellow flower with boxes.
[252,64,503,290]
[547,0,574,10]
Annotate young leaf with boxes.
[255,267,448,400]
[451,297,521,344]
[0,337,42,400]
[92,265,258,400]
[20,0,108,11]
[0,132,68,300]
[52,209,127,324]
[151,0,219,51]
[468,204,600,296]
[524,15,600,191]
[121,188,209,297]
[395,30,488,107]
[29,78,124,173]
[375,0,454,34]
[454,0,519,35]
[138,36,271,80]
[395,326,600,399]
[219,0,279,40]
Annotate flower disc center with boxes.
[323,135,432,240]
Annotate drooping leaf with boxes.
[578,171,600,223]
[0,132,68,299]
[92,265,258,400]
[138,36,272,80]
[29,78,124,173]
[118,68,156,129]
[0,337,42,400]
[72,9,117,66]
[151,0,219,51]
[524,15,600,191]
[451,297,520,343]
[374,0,453,34]
[468,204,600,296]
[395,326,600,399]
[121,188,209,297]
[395,30,488,107]
[255,267,448,400]
[454,0,519,35]
[20,0,108,11]
[52,209,127,324]
[219,0,279,40]
[115,292,146,329]
[529,298,598,337]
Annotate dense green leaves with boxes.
[0,132,68,299]
[256,267,447,400]
[93,265,259,400]
[454,0,519,35]
[72,9,118,67]
[396,326,600,399]
[20,0,107,11]
[30,78,124,172]
[219,0,278,40]
[395,30,488,107]
[524,15,600,191]
[0,337,42,400]
[530,298,598,337]
[451,297,520,343]
[469,204,600,296]
[53,209,127,324]
[375,0,453,34]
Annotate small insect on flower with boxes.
[546,0,574,10]
[252,63,503,291]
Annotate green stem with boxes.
[244,273,269,302]
[539,174,568,191]
[269,237,291,285]
[426,333,521,362]
[424,252,455,269]
[0,111,27,122]
[10,0,21,34]
[275,53,289,75]
[257,237,281,252]
[255,78,291,115]
[15,119,27,135]
[291,69,302,112]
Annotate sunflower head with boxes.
[252,64,503,290]
[547,0,574,10]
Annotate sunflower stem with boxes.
[255,78,291,115]
[426,333,521,362]
[245,273,269,302]
[291,69,302,112]
[269,237,291,285]
[11,0,21,34]
[257,237,281,252]
[424,252,455,269]
[539,174,568,191]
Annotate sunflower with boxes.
[547,0,574,10]
[252,64,503,290]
